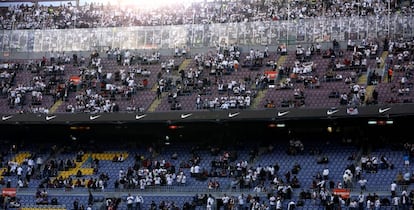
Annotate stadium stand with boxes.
[0,0,413,209]
[0,38,412,114]
[0,129,413,209]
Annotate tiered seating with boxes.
[55,55,165,113]
[88,151,131,189]
[0,138,410,209]
[57,154,93,179]
[155,58,200,111]
[370,40,414,105]
[0,54,187,114]
[0,151,31,180]
[0,44,411,113]
[155,51,275,111]
[261,44,382,108]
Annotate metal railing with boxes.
[0,13,412,53]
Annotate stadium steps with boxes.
[357,74,367,85]
[147,92,167,112]
[146,59,193,112]
[0,152,31,179]
[146,59,191,112]
[379,51,389,82]
[277,55,287,65]
[251,90,266,109]
[275,55,287,80]
[49,100,63,114]
[14,152,32,164]
[150,83,158,92]
[363,85,375,103]
[52,152,129,183]
[177,59,191,75]
[379,51,388,69]
[251,55,286,108]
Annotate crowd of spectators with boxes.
[383,38,414,102]
[0,0,411,113]
[0,0,413,30]
[153,44,260,110]
[0,33,412,113]
[261,34,414,109]
[0,57,69,114]
[0,136,413,209]
[0,48,160,113]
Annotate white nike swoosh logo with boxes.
[180,113,193,119]
[135,114,147,120]
[2,115,12,121]
[378,107,391,114]
[228,112,240,118]
[277,111,290,117]
[327,109,339,115]
[89,115,101,120]
[45,115,56,121]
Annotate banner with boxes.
[69,75,81,85]
[265,70,278,80]
[333,188,350,199]
[2,188,16,197]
